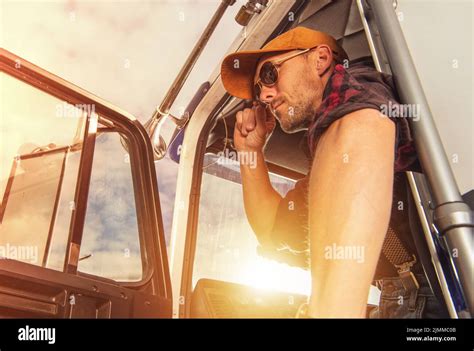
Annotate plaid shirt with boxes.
[307,63,419,173]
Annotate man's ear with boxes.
[314,45,333,77]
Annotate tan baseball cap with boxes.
[220,27,348,100]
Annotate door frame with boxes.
[0,48,172,318]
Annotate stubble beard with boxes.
[277,98,318,133]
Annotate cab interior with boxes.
[187,0,385,318]
[186,0,471,319]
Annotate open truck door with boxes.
[0,49,172,318]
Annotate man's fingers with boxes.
[241,108,255,136]
[236,106,262,138]
[236,110,243,130]
[243,108,256,133]
[255,104,275,134]
[254,104,266,128]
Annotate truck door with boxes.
[0,49,172,318]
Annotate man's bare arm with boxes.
[240,153,282,245]
[235,104,281,245]
[307,109,395,318]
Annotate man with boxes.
[220,27,448,318]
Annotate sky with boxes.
[1,0,246,243]
[1,0,247,281]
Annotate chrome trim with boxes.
[356,0,465,317]
[407,172,458,318]
[369,0,473,316]
[356,0,382,71]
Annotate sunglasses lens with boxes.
[260,62,278,85]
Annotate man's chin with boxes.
[278,117,308,134]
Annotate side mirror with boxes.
[145,111,188,161]
[140,82,211,162]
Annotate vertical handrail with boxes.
[367,0,474,315]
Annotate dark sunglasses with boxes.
[253,48,312,100]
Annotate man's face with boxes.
[254,50,327,133]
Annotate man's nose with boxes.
[259,84,277,103]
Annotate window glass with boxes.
[78,132,143,282]
[0,73,85,268]
[193,154,311,296]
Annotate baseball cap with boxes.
[220,27,348,100]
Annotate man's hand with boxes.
[234,102,281,245]
[234,102,276,152]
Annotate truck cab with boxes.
[0,0,472,319]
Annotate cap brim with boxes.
[221,48,295,100]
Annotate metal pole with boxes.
[142,0,236,160]
[150,0,235,121]
[370,0,460,204]
[368,0,473,315]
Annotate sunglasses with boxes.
[253,48,312,101]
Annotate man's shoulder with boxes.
[323,108,395,146]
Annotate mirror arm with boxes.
[143,0,236,160]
